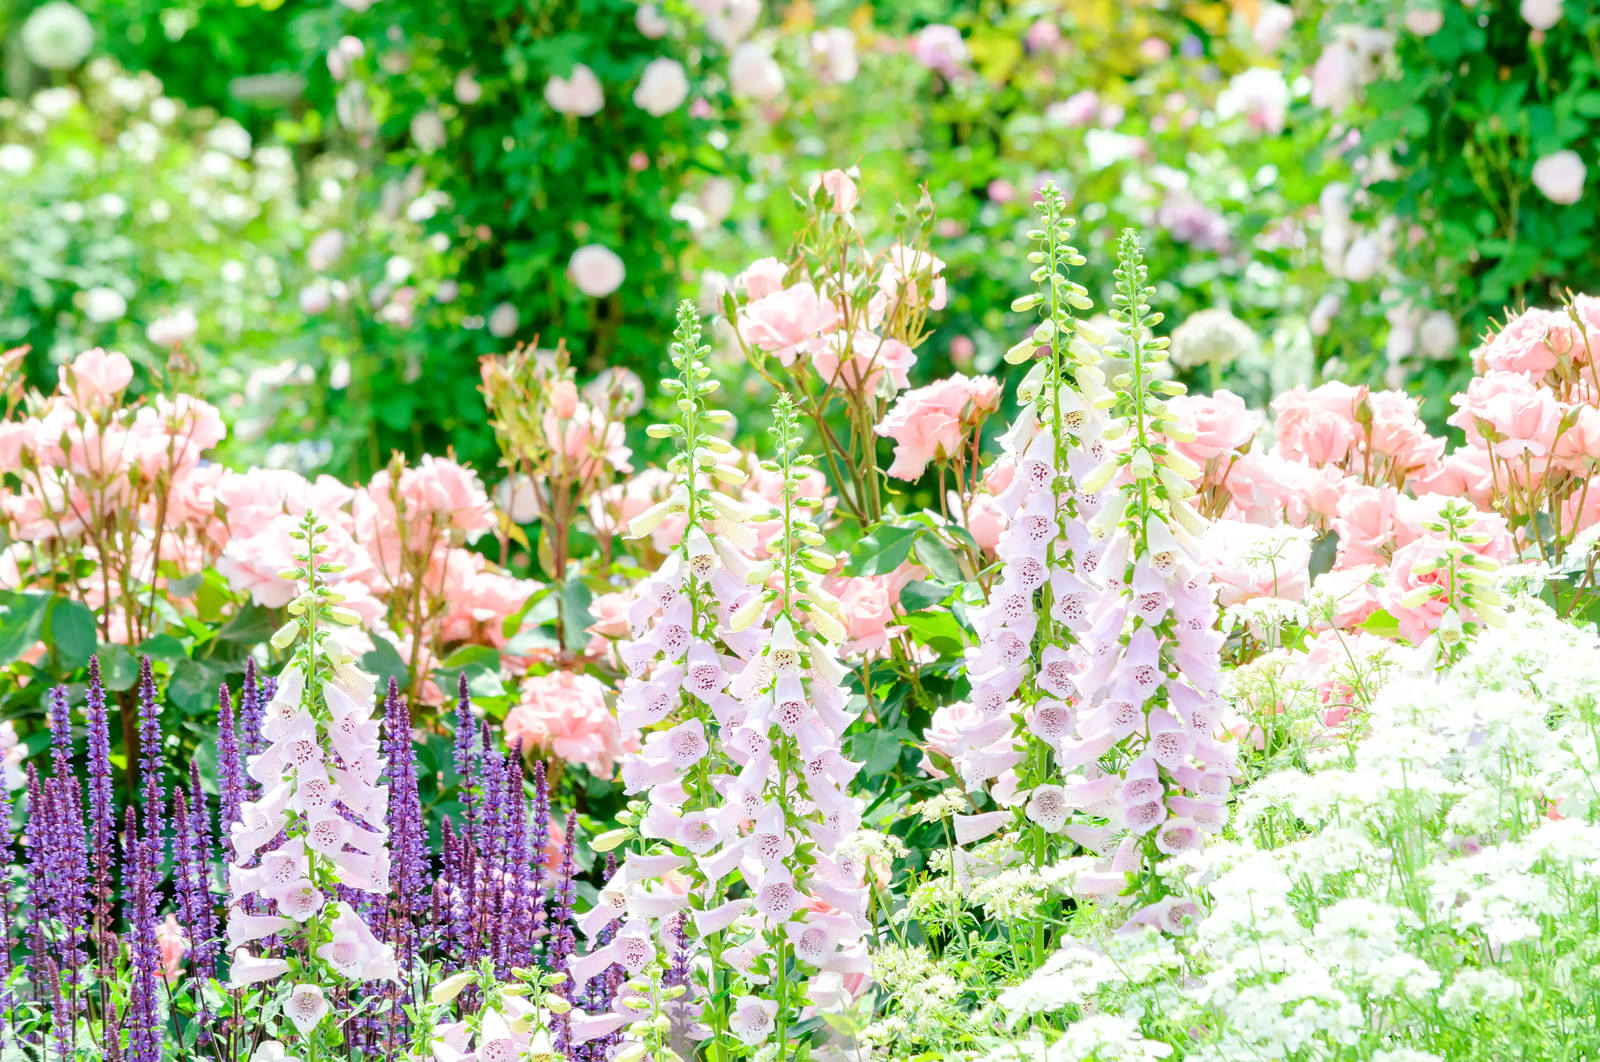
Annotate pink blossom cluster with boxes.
[875,373,1002,481]
[1165,300,1600,645]
[216,455,534,700]
[0,348,226,635]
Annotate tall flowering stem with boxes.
[955,183,1112,889]
[1048,230,1236,932]
[720,393,868,1056]
[223,509,398,1053]
[574,301,773,1053]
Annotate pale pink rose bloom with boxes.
[877,245,947,313]
[1392,494,1514,562]
[437,550,539,651]
[1310,43,1359,110]
[156,914,189,983]
[875,374,1000,480]
[550,379,580,419]
[1446,371,1563,462]
[1480,307,1579,377]
[1521,0,1565,32]
[1333,484,1402,567]
[735,257,788,300]
[1554,404,1600,470]
[400,455,495,537]
[824,565,920,655]
[542,403,632,481]
[962,491,1007,553]
[1049,89,1099,127]
[1217,68,1290,134]
[588,467,675,544]
[583,589,635,658]
[1384,537,1458,643]
[1166,390,1259,468]
[505,671,630,775]
[1411,446,1497,510]
[811,332,916,394]
[1310,565,1383,630]
[1271,383,1366,467]
[59,348,134,409]
[809,168,858,215]
[728,44,784,101]
[633,57,689,116]
[909,24,968,76]
[569,245,626,298]
[545,63,604,116]
[1253,3,1294,51]
[1532,150,1586,204]
[1202,520,1312,604]
[738,283,840,366]
[1365,390,1445,480]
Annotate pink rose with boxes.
[738,283,840,366]
[875,374,999,480]
[1333,484,1401,566]
[1166,389,1260,467]
[1480,307,1579,377]
[811,168,858,215]
[59,348,133,409]
[550,379,580,419]
[735,257,789,300]
[1203,520,1312,604]
[1384,536,1458,643]
[1271,383,1365,467]
[156,914,188,983]
[505,671,630,776]
[825,565,919,655]
[399,456,495,537]
[1447,371,1562,460]
[878,245,947,313]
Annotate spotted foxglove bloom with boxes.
[1046,231,1237,926]
[704,395,870,1046]
[224,512,398,1011]
[573,303,771,1048]
[951,185,1117,855]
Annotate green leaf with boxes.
[849,525,919,575]
[1359,609,1401,639]
[559,578,594,655]
[849,727,914,778]
[361,634,411,697]
[43,597,98,673]
[0,592,48,668]
[167,660,228,715]
[1308,530,1339,581]
[913,536,964,584]
[899,580,947,613]
[901,612,968,654]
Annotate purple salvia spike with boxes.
[22,765,51,968]
[548,811,580,1056]
[238,657,265,757]
[46,685,72,782]
[180,762,219,985]
[85,657,116,950]
[122,806,161,1062]
[135,657,164,853]
[216,682,246,839]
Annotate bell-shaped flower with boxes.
[227,910,294,949]
[285,984,329,1036]
[729,995,778,1046]
[230,781,293,862]
[315,901,398,982]
[226,950,290,988]
[752,865,800,925]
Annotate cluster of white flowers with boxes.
[998,600,1600,1059]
